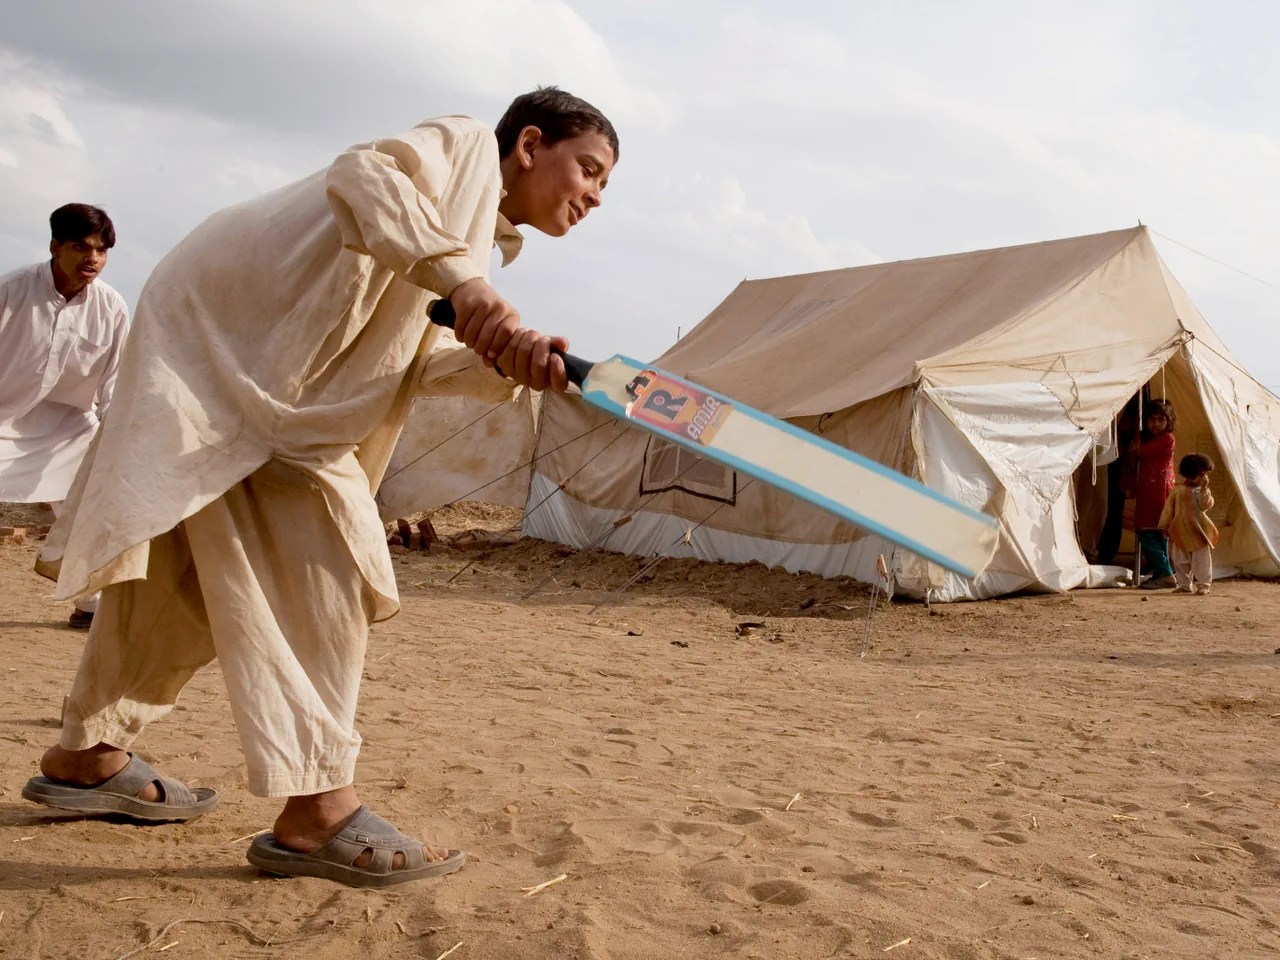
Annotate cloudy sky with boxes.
[2,0,1277,388]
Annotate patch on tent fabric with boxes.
[639,437,737,504]
[624,370,732,446]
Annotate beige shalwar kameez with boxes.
[41,115,522,796]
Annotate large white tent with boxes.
[514,227,1280,600]
[377,391,537,521]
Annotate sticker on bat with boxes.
[624,369,733,445]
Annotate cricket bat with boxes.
[429,301,999,578]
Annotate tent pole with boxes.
[1133,426,1143,589]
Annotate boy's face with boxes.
[505,128,614,237]
[50,233,109,288]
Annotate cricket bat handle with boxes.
[428,299,593,387]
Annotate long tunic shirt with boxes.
[1130,431,1176,530]
[41,115,520,617]
[0,262,129,502]
[1159,482,1219,553]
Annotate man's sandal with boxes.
[246,805,464,888]
[22,754,219,822]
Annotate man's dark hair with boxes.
[1144,398,1176,434]
[1179,452,1214,480]
[50,203,116,248]
[495,86,619,162]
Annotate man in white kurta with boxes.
[0,203,130,625]
[25,87,618,887]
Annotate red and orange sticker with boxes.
[624,369,732,446]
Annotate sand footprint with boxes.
[666,819,743,845]
[715,807,764,826]
[748,878,812,906]
[847,810,900,829]
[985,830,1029,845]
[534,821,591,867]
[1240,840,1273,858]
[839,870,882,890]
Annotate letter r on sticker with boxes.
[642,390,688,421]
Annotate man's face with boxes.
[512,129,614,237]
[50,233,109,288]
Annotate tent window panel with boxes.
[639,438,737,504]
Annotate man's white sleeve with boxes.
[95,300,131,415]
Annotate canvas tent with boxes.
[377,390,537,521]
[516,226,1280,600]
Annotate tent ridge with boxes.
[739,226,1144,287]
[918,227,1150,372]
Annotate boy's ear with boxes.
[515,125,544,170]
[49,239,60,257]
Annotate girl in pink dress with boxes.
[1129,399,1177,589]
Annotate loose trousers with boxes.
[59,460,378,797]
[1171,543,1213,590]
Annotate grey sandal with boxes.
[22,754,219,822]
[246,805,465,888]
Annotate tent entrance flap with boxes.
[924,382,1094,512]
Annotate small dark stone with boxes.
[671,640,690,648]
[1020,894,1035,905]
[708,923,722,935]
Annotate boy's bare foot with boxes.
[270,785,449,869]
[40,743,161,802]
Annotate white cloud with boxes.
[215,160,298,196]
[0,75,84,151]
[0,0,1276,388]
[0,57,94,240]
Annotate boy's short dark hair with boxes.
[1146,398,1176,433]
[1179,453,1214,479]
[495,86,619,163]
[50,204,116,248]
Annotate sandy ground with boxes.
[2,505,1279,959]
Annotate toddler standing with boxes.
[1158,453,1218,594]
